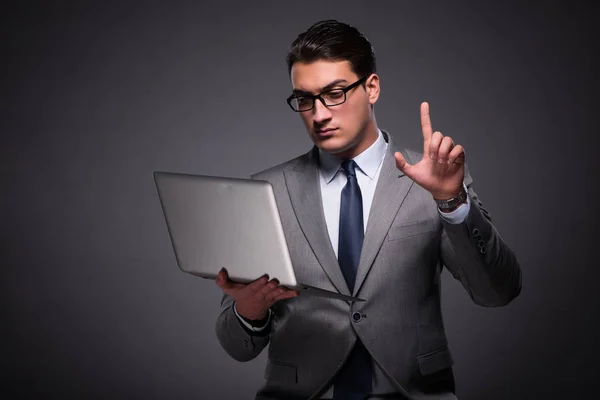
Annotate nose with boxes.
[312,98,332,124]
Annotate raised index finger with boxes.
[420,102,433,143]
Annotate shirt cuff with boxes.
[233,301,272,332]
[437,186,470,224]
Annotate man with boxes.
[215,20,521,400]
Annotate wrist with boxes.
[434,185,468,212]
[432,186,463,201]
[233,303,272,335]
[242,312,270,327]
[234,302,269,324]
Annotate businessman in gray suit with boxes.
[215,20,521,400]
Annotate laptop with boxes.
[153,171,364,302]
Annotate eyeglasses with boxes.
[286,76,369,112]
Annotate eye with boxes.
[323,90,344,101]
[296,97,311,106]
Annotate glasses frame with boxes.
[286,76,369,112]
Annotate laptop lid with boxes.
[153,171,298,287]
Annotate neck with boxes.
[334,118,379,160]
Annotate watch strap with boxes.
[435,185,468,212]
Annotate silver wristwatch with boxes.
[435,185,468,212]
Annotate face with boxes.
[290,60,380,159]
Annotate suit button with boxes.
[477,240,485,248]
[480,246,487,254]
[472,228,480,237]
[352,312,362,322]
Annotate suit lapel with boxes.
[283,148,351,296]
[353,133,415,296]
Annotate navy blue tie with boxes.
[334,160,372,400]
[337,160,364,292]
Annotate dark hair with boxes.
[286,20,376,79]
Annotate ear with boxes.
[366,73,380,105]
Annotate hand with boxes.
[215,269,298,321]
[394,102,465,200]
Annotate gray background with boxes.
[2,1,598,399]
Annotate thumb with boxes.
[216,269,232,289]
[394,152,413,176]
[216,269,244,294]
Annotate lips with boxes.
[314,128,337,137]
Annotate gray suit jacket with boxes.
[215,131,521,399]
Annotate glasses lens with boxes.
[291,96,313,111]
[321,90,346,106]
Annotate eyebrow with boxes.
[292,79,349,95]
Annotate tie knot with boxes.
[341,160,358,177]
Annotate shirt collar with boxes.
[318,129,387,184]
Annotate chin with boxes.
[315,138,354,155]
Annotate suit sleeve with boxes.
[440,165,522,306]
[215,292,271,362]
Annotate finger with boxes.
[215,269,243,292]
[215,269,230,288]
[394,152,413,177]
[429,131,444,160]
[447,144,465,165]
[247,274,270,293]
[437,136,454,164]
[270,289,299,305]
[420,102,433,145]
[264,286,286,303]
[259,279,280,298]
